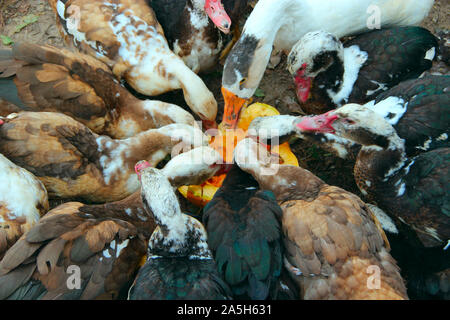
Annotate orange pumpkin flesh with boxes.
[178,103,299,207]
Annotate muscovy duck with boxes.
[286,27,437,114]
[0,153,49,260]
[296,104,450,249]
[128,157,232,300]
[0,146,223,300]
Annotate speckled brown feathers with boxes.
[280,183,407,299]
[1,43,121,134]
[0,112,202,202]
[48,0,164,72]
[0,192,155,300]
[0,112,107,201]
[0,43,196,139]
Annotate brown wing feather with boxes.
[0,112,109,200]
[0,200,149,300]
[0,43,140,135]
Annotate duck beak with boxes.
[204,0,231,34]
[220,86,249,129]
[293,68,312,103]
[295,111,338,133]
[202,119,218,131]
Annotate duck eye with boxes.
[239,78,247,89]
[343,119,355,125]
[289,56,296,65]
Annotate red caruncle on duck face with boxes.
[204,0,231,34]
[296,110,339,134]
[293,63,313,103]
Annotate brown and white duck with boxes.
[128,152,232,300]
[0,153,49,260]
[0,112,208,203]
[0,146,224,300]
[148,0,231,73]
[49,0,218,125]
[0,43,197,139]
[286,27,438,114]
[233,137,408,299]
[296,104,450,249]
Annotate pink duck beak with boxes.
[204,0,231,34]
[296,111,339,134]
[135,160,152,180]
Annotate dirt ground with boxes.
[0,0,448,202]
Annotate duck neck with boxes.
[143,180,188,253]
[126,129,176,168]
[107,100,197,139]
[143,180,211,259]
[325,46,367,106]
[243,0,292,42]
[355,134,409,198]
[168,58,215,119]
[237,149,323,203]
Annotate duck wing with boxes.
[375,75,450,155]
[347,27,438,102]
[0,202,148,300]
[0,43,132,134]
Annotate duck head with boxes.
[234,137,280,177]
[287,31,344,103]
[295,104,403,150]
[138,157,213,259]
[248,114,356,160]
[202,0,231,34]
[221,34,273,129]
[247,115,301,145]
[161,146,226,187]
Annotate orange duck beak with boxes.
[220,86,250,130]
[204,0,231,34]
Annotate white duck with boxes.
[220,0,434,128]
